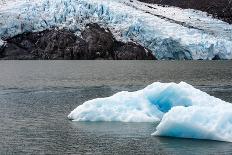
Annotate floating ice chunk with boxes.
[153,105,232,142]
[68,82,232,142]
[68,82,194,122]
[68,82,222,122]
[68,90,163,122]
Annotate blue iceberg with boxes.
[68,82,232,142]
[153,105,232,142]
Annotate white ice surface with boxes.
[0,39,4,46]
[153,105,232,142]
[68,82,232,142]
[1,0,232,59]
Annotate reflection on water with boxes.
[0,61,232,154]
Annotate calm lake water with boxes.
[1,61,232,155]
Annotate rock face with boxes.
[2,29,89,60]
[114,42,155,60]
[82,23,115,59]
[0,24,156,60]
[0,43,35,60]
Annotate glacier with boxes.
[1,0,232,59]
[68,82,232,142]
[0,39,4,47]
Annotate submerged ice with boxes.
[68,82,232,142]
[1,0,232,59]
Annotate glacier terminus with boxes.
[1,0,232,60]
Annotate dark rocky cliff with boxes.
[0,24,156,60]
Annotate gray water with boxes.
[0,61,232,155]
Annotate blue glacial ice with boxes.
[153,105,232,142]
[68,82,232,142]
[1,0,232,59]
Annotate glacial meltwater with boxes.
[1,61,232,154]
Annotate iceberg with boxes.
[68,82,232,142]
[1,0,232,59]
[68,90,162,122]
[153,105,232,142]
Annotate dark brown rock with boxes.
[0,23,156,60]
[1,29,88,60]
[33,29,82,59]
[82,23,115,59]
[114,42,156,60]
[1,43,35,60]
[212,55,222,60]
[71,38,89,59]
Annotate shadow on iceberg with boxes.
[68,82,232,142]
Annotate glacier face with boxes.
[0,40,4,47]
[1,0,232,59]
[68,82,232,142]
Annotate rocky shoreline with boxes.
[0,24,156,60]
[139,0,232,24]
